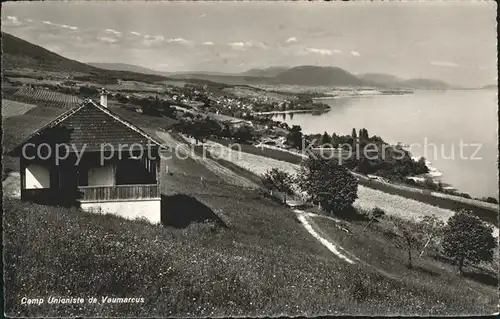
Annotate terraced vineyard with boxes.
[1,100,37,118]
[12,87,82,109]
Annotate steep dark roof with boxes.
[10,99,166,155]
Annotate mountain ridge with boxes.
[3,32,454,89]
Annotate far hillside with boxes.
[480,84,497,90]
[273,65,368,87]
[168,65,370,87]
[401,78,451,90]
[2,32,170,84]
[240,66,290,78]
[358,73,404,87]
[168,73,264,86]
[167,67,453,89]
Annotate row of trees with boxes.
[284,127,430,181]
[308,128,385,149]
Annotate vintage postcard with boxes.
[2,1,498,317]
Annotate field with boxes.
[103,80,166,93]
[1,99,37,118]
[161,80,190,87]
[359,178,498,224]
[12,87,82,109]
[109,105,178,131]
[212,137,304,164]
[5,77,63,87]
[186,138,499,234]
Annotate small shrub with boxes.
[371,207,386,220]
[483,197,498,204]
[349,274,379,302]
[351,279,370,301]
[456,192,472,199]
[363,207,386,231]
[261,168,295,195]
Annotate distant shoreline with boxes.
[252,109,328,115]
[251,90,411,115]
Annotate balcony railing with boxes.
[21,184,159,206]
[78,184,160,202]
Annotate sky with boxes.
[2,1,497,87]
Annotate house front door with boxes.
[58,166,80,205]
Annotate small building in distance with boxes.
[9,92,166,224]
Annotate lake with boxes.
[276,89,498,200]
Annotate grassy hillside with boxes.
[2,32,98,73]
[4,171,497,316]
[2,32,169,83]
[2,106,68,174]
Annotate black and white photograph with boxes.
[1,1,498,317]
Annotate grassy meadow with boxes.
[3,156,498,316]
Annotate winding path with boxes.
[294,209,357,264]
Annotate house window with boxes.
[115,159,156,185]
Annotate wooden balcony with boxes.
[21,184,160,206]
[78,184,160,202]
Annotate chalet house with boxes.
[9,91,166,224]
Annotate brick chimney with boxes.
[100,88,108,108]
